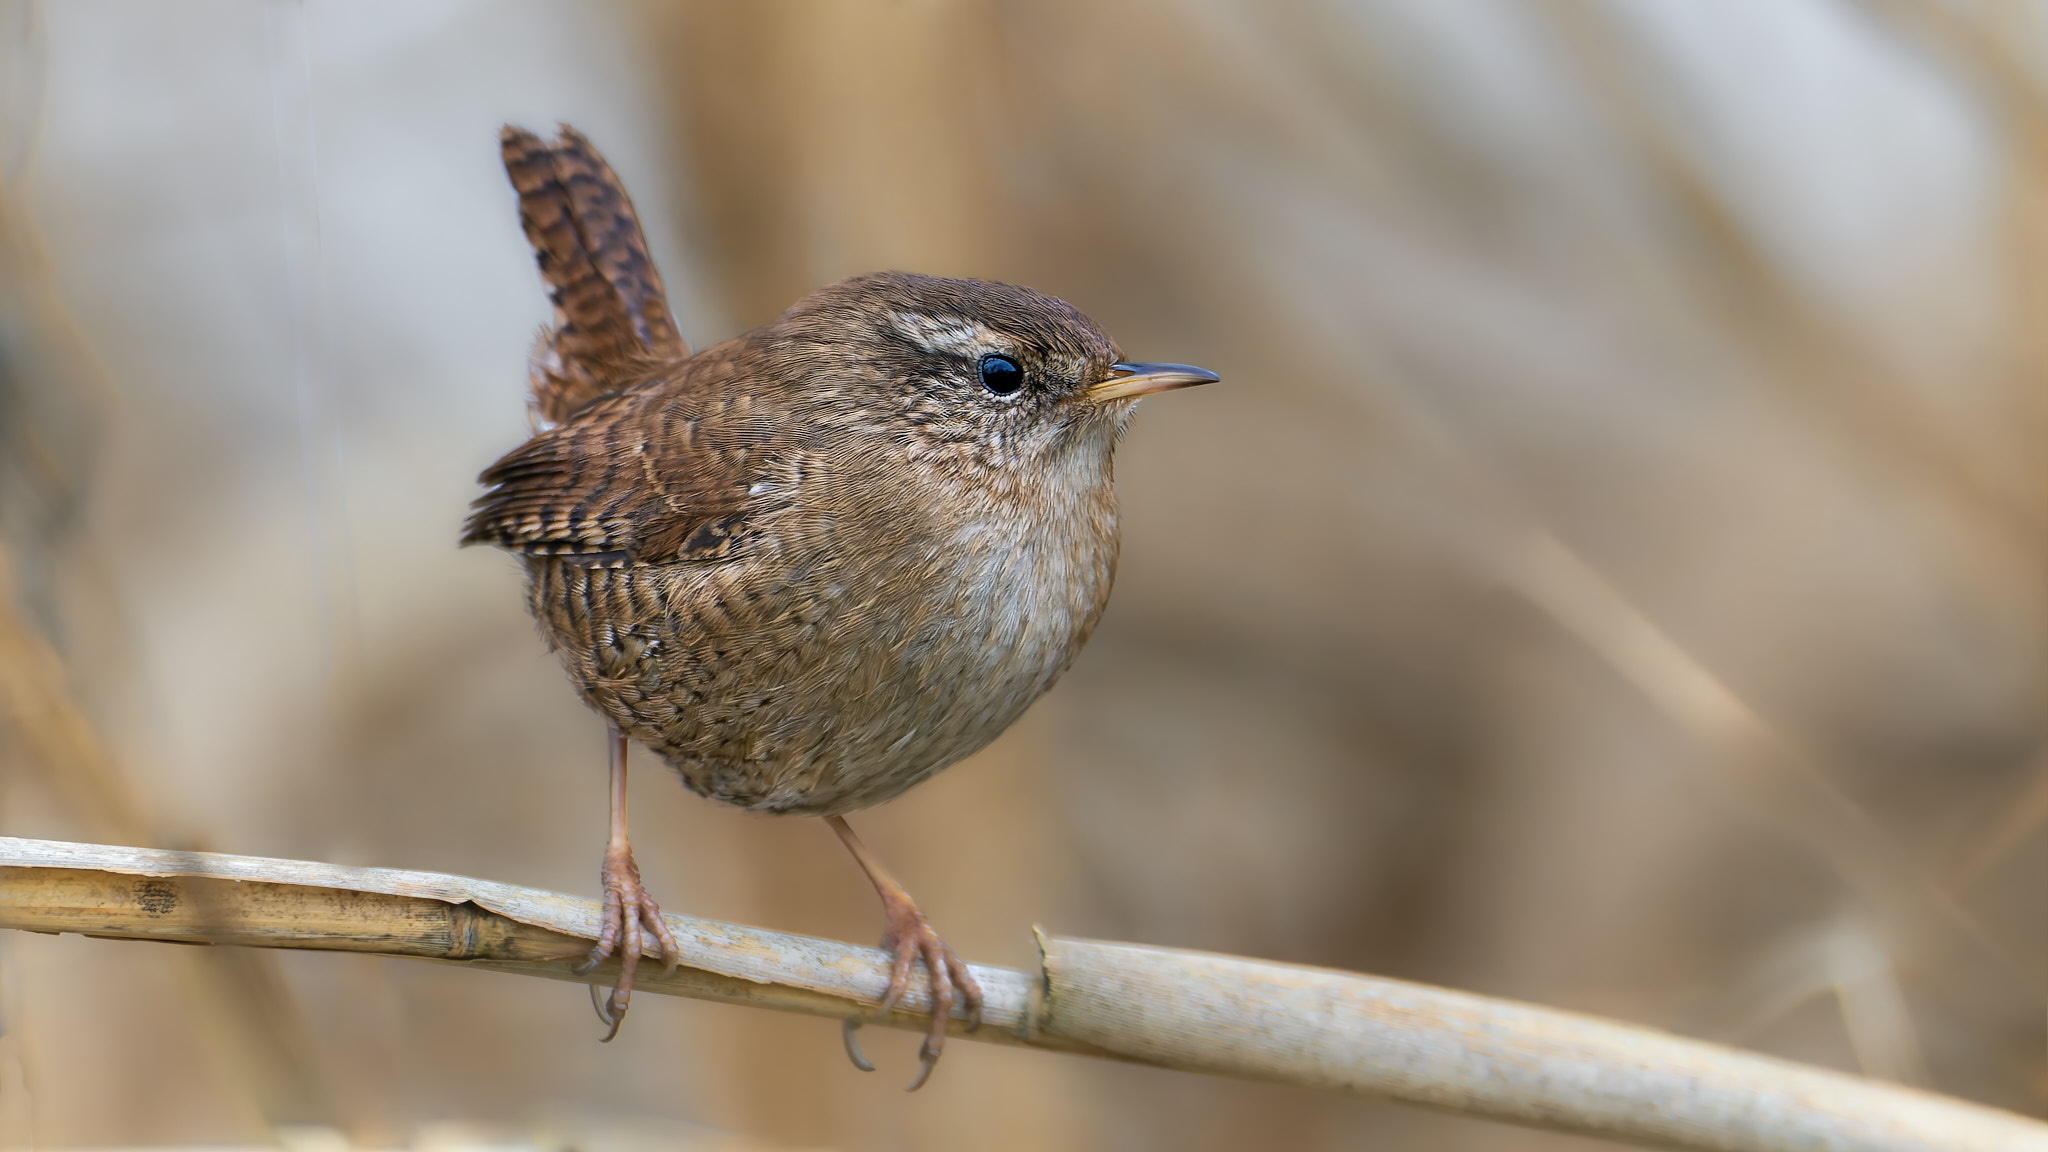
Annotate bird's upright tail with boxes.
[500,124,687,427]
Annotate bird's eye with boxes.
[977,354,1024,396]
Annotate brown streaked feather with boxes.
[469,263,1147,818]
[501,124,687,425]
[460,342,769,566]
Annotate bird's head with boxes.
[761,272,1215,478]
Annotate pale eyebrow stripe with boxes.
[890,310,1004,356]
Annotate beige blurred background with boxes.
[1,0,2043,1148]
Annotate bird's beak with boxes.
[1086,361,1220,403]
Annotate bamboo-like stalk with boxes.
[3,838,2043,1152]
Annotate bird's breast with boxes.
[927,498,1119,691]
[561,442,1124,815]
[745,460,1121,811]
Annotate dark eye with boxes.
[977,354,1023,396]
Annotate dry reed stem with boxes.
[4,837,2044,1152]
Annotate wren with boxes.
[463,125,1215,1087]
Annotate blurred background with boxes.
[0,0,2043,1148]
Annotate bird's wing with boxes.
[460,350,776,568]
[501,123,687,427]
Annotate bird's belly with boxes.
[526,519,1114,815]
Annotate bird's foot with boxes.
[843,887,983,1090]
[575,843,680,1041]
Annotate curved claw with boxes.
[841,1017,877,1072]
[582,844,676,1042]
[907,1039,940,1092]
[597,990,628,1043]
[825,815,986,1089]
[592,982,626,1043]
[872,906,982,1091]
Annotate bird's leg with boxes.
[825,814,983,1090]
[575,726,680,1040]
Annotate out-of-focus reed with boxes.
[2,2,2041,1149]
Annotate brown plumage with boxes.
[465,125,1215,1086]
[499,124,685,424]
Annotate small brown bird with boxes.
[463,125,1214,1087]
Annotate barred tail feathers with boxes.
[500,124,687,425]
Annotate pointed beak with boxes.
[1085,361,1220,403]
